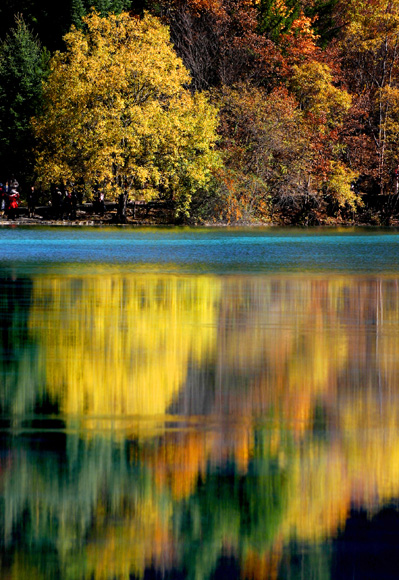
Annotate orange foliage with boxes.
[146,422,253,500]
[242,541,283,580]
[147,432,212,499]
[281,12,320,67]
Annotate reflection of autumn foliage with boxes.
[2,272,397,579]
[147,276,399,546]
[0,438,177,580]
[146,420,253,501]
[28,274,219,436]
[242,541,283,580]
[148,431,213,499]
[340,392,399,507]
[198,278,351,429]
[86,496,173,580]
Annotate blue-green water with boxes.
[0,226,399,580]
[1,226,398,273]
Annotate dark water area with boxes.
[0,226,399,579]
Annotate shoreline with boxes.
[0,209,397,228]
[0,217,397,228]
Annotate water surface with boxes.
[0,227,398,579]
[1,225,399,274]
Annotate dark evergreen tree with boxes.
[0,1,71,50]
[0,1,148,50]
[0,17,49,187]
[71,0,133,30]
[70,0,86,28]
[304,0,339,47]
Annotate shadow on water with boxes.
[332,506,399,580]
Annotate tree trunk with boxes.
[117,192,128,223]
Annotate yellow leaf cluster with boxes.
[325,161,361,209]
[33,12,220,211]
[291,61,352,126]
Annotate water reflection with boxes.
[0,271,399,578]
[28,274,219,436]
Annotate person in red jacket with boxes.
[7,184,20,220]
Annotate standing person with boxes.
[0,184,5,217]
[70,189,78,220]
[63,188,72,219]
[7,184,20,220]
[94,189,105,216]
[99,191,105,216]
[28,186,36,218]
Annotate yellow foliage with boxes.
[281,442,351,541]
[291,61,352,126]
[325,162,361,209]
[339,386,399,506]
[33,12,220,215]
[344,0,399,53]
[23,273,399,557]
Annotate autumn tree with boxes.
[33,11,220,220]
[154,0,286,91]
[211,85,312,222]
[339,0,399,219]
[212,76,356,224]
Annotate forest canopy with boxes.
[1,0,399,224]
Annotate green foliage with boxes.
[0,1,73,51]
[257,0,301,41]
[0,16,49,185]
[0,271,41,415]
[70,0,134,29]
[175,428,290,580]
[70,0,86,28]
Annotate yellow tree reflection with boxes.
[28,274,220,435]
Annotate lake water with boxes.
[0,226,399,579]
